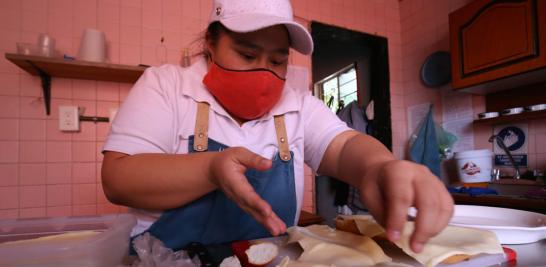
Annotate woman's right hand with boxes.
[208,147,287,236]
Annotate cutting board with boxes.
[233,236,508,267]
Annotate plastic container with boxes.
[454,149,493,183]
[0,214,136,267]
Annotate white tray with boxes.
[448,205,546,244]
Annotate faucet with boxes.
[488,135,521,179]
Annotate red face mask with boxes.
[203,62,286,120]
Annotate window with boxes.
[315,64,358,113]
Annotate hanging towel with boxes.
[409,106,441,178]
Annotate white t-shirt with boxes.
[103,58,350,235]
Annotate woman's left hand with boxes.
[359,160,454,253]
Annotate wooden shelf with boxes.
[4,53,148,115]
[473,110,546,125]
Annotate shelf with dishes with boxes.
[4,53,148,115]
[474,104,546,125]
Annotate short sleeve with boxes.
[103,66,177,155]
[302,95,351,172]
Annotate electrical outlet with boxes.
[59,106,80,131]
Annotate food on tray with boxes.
[335,215,503,267]
[285,224,392,266]
[219,255,242,267]
[246,242,279,266]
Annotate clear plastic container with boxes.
[0,214,136,267]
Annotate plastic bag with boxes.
[128,233,201,267]
[409,113,458,160]
[435,123,458,159]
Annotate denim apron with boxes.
[132,102,297,252]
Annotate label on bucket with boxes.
[461,161,481,176]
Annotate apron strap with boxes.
[193,102,210,152]
[274,115,291,162]
[193,102,290,161]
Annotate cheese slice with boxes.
[286,225,391,266]
[335,215,504,267]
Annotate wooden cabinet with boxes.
[449,0,546,91]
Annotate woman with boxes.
[102,0,453,254]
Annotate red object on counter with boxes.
[503,247,517,266]
[230,240,265,267]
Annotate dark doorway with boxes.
[312,22,392,224]
[311,22,391,149]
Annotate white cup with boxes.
[78,29,106,62]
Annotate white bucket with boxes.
[454,149,493,183]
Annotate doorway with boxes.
[311,22,392,149]
[311,22,392,223]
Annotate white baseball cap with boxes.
[209,0,314,55]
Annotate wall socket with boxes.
[59,106,80,131]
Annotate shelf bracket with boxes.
[27,61,52,115]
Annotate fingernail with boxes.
[413,242,424,253]
[388,230,401,241]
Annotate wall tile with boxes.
[19,96,46,119]
[97,81,119,101]
[19,185,46,208]
[0,163,18,186]
[19,119,46,140]
[121,6,142,26]
[0,141,19,163]
[19,141,46,163]
[46,141,72,162]
[46,162,72,184]
[47,205,72,217]
[0,73,20,96]
[0,209,19,219]
[20,207,46,218]
[536,133,546,153]
[97,202,120,214]
[19,163,46,185]
[73,80,97,100]
[46,120,72,141]
[21,9,47,32]
[0,96,20,118]
[19,74,42,97]
[73,183,97,205]
[72,122,97,142]
[0,186,19,209]
[72,141,96,162]
[51,78,72,99]
[0,119,19,140]
[97,101,118,117]
[73,162,96,183]
[47,184,72,206]
[72,204,97,216]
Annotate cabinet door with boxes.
[449,0,546,89]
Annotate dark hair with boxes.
[200,21,230,59]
